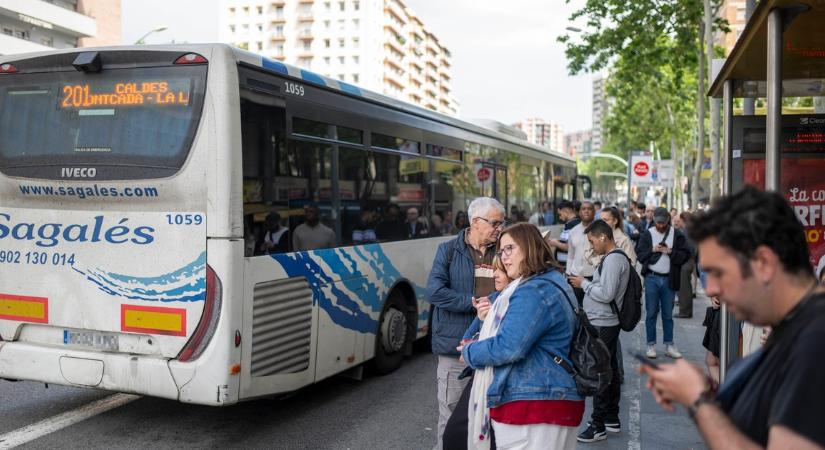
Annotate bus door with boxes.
[237,66,321,397]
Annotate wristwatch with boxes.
[687,386,716,420]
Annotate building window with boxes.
[338,19,345,30]
[243,6,249,15]
[242,23,249,32]
[352,37,359,48]
[2,27,12,36]
[276,25,284,35]
[353,0,359,10]
[325,1,331,10]
[338,38,345,48]
[352,74,359,83]
[338,56,345,64]
[303,40,312,51]
[257,5,263,14]
[257,23,263,32]
[257,41,263,51]
[338,73,345,80]
[41,36,54,47]
[324,20,331,29]
[339,1,345,11]
[324,57,331,65]
[229,7,236,16]
[229,24,236,33]
[353,55,359,64]
[14,29,30,40]
[352,19,359,28]
[325,38,331,47]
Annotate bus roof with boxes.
[0,43,575,166]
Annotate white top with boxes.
[566,222,595,277]
[647,226,674,274]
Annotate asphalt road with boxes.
[1,297,713,450]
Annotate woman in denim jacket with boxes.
[459,223,583,449]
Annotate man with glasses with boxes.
[427,197,506,449]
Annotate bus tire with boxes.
[372,291,413,374]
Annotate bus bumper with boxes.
[0,341,179,400]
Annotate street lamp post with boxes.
[135,26,168,45]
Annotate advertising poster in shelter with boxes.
[743,158,825,272]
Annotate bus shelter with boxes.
[709,0,825,379]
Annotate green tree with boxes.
[559,0,727,208]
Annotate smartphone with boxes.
[634,353,660,369]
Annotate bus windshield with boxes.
[0,64,207,179]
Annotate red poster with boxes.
[743,158,825,272]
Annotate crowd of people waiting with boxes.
[426,192,825,450]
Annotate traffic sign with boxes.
[477,167,491,182]
[633,161,650,177]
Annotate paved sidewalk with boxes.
[578,293,712,450]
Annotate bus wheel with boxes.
[373,291,411,374]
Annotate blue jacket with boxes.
[462,269,582,407]
[426,229,483,356]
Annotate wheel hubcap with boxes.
[381,307,407,353]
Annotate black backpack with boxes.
[597,250,643,332]
[548,279,612,397]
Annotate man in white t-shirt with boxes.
[637,207,691,359]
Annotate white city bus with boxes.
[0,44,587,405]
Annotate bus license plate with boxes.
[63,330,119,352]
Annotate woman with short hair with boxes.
[459,223,583,449]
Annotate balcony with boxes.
[0,0,96,37]
[384,35,405,55]
[271,16,286,23]
[384,55,403,72]
[0,33,51,55]
[384,0,406,26]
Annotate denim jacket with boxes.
[462,269,582,407]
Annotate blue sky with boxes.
[122,0,592,132]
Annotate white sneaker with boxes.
[665,345,683,359]
[646,345,657,359]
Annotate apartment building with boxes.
[564,129,592,158]
[0,0,119,56]
[716,0,748,54]
[511,117,564,154]
[219,0,459,116]
[592,74,609,152]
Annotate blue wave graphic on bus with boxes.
[272,245,425,334]
[73,251,206,302]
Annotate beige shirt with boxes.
[585,228,638,268]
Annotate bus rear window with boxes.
[0,64,206,180]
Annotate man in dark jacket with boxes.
[637,207,691,360]
[426,196,505,449]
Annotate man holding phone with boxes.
[639,187,825,449]
[637,207,691,359]
[569,220,630,443]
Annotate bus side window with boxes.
[239,92,291,257]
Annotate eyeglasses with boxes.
[477,217,507,229]
[496,244,516,258]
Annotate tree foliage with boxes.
[559,0,729,206]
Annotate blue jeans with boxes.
[645,274,675,345]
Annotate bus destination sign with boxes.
[59,79,191,109]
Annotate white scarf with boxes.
[468,277,522,450]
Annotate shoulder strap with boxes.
[547,279,577,314]
[597,249,627,275]
[546,278,578,376]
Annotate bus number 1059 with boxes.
[165,214,204,225]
